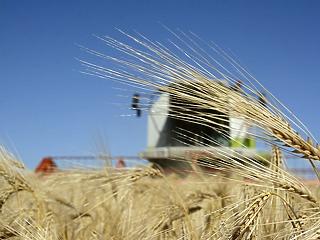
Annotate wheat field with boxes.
[0,148,320,239]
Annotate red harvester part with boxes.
[116,158,126,168]
[35,157,57,174]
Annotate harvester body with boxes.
[140,81,266,172]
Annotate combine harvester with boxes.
[36,80,272,176]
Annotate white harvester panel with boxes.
[230,117,249,139]
[229,117,255,148]
[147,93,170,148]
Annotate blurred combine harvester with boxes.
[36,80,270,175]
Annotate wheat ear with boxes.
[230,192,271,240]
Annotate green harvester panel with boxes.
[230,138,256,149]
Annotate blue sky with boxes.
[1,0,319,169]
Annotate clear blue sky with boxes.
[1,0,319,169]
